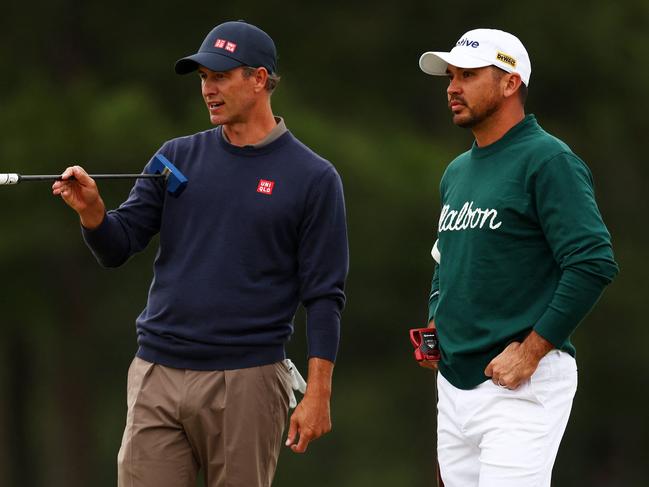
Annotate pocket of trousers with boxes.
[528,351,577,407]
[258,363,292,417]
[273,362,294,412]
[126,357,155,411]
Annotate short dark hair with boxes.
[241,66,281,93]
[518,82,528,104]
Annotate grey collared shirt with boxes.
[221,116,288,148]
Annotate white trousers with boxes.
[437,350,578,487]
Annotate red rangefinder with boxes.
[409,327,441,362]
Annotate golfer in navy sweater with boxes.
[52,21,349,487]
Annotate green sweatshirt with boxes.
[428,114,618,389]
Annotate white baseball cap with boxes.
[419,28,531,86]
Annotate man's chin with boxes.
[452,114,476,128]
[209,113,228,126]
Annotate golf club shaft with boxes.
[20,174,165,181]
[0,156,186,196]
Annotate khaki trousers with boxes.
[117,357,292,487]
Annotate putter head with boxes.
[149,154,188,197]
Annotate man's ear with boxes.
[503,73,523,98]
[253,67,269,93]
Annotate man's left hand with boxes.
[484,331,553,390]
[285,357,333,453]
[285,392,331,453]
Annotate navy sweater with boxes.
[83,127,349,370]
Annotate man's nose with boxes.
[202,80,218,96]
[447,79,461,96]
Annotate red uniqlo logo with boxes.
[225,42,237,53]
[257,179,275,195]
[214,39,226,49]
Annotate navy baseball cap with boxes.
[175,21,277,75]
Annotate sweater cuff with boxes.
[305,298,342,363]
[81,213,129,267]
[81,212,110,241]
[533,307,571,348]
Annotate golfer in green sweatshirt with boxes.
[418,28,618,487]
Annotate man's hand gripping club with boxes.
[51,166,106,230]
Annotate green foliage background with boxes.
[1,1,647,486]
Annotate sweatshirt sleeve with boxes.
[428,178,446,323]
[82,152,166,267]
[531,152,619,346]
[428,264,440,322]
[298,166,349,363]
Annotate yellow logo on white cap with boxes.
[496,51,517,68]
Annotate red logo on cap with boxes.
[214,39,226,49]
[257,179,275,195]
[225,42,237,53]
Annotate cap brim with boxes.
[419,51,491,76]
[174,52,245,74]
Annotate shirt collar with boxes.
[221,116,288,148]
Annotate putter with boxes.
[0,154,188,197]
[409,326,444,486]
